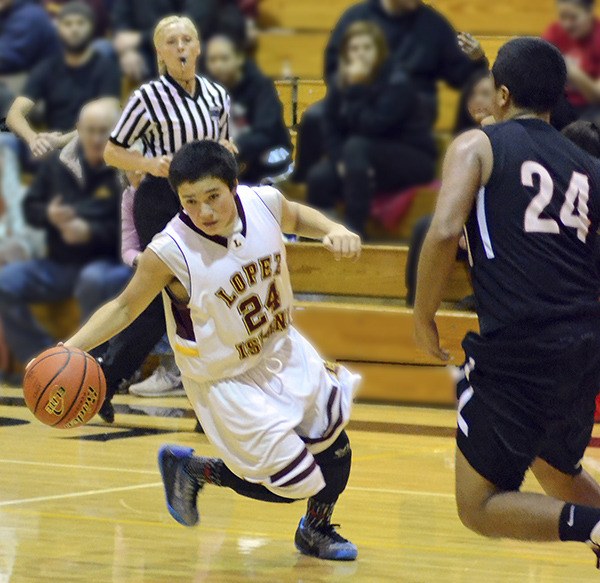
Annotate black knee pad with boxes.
[312,431,352,504]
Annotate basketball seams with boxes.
[52,351,88,428]
[31,350,73,414]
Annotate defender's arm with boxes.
[64,249,174,353]
[413,129,492,360]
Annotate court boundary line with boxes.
[0,481,162,507]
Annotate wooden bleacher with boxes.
[287,242,475,405]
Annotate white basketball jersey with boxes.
[147,185,294,383]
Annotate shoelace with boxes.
[314,523,349,544]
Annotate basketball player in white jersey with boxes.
[65,140,361,560]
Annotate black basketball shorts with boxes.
[456,316,600,492]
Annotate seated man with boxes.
[205,34,293,184]
[6,1,120,160]
[0,0,60,75]
[0,99,131,369]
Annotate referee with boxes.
[106,14,236,246]
[98,15,236,421]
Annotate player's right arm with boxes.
[413,129,492,360]
[64,249,174,353]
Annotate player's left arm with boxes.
[413,129,492,360]
[280,197,361,261]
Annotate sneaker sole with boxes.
[294,540,357,561]
[130,389,186,398]
[157,445,198,527]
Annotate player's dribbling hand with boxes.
[323,226,361,261]
[414,317,451,362]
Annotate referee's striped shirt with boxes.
[110,73,230,156]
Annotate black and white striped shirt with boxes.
[110,74,230,156]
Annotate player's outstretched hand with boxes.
[323,226,361,261]
[414,317,451,362]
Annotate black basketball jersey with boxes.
[464,118,600,335]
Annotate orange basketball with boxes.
[23,346,106,428]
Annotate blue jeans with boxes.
[0,259,132,362]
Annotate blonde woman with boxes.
[97,16,235,420]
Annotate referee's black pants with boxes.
[307,136,435,237]
[102,176,181,398]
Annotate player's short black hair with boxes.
[492,37,567,114]
[169,140,238,192]
[562,120,600,158]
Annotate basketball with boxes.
[22,346,106,429]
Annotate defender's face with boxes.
[178,178,238,236]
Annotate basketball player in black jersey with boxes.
[414,37,600,568]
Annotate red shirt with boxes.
[544,18,600,107]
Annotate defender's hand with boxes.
[414,317,450,361]
[323,226,361,261]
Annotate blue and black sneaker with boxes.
[294,517,358,561]
[158,445,201,526]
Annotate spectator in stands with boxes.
[0,99,131,367]
[0,0,60,75]
[293,0,488,182]
[6,2,121,161]
[454,69,495,134]
[111,0,246,83]
[206,34,293,184]
[544,0,600,123]
[306,22,435,237]
[0,145,44,266]
[43,0,110,39]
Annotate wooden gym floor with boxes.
[1,383,600,582]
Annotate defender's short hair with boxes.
[492,37,567,114]
[169,140,238,192]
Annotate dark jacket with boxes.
[229,61,292,163]
[323,60,436,161]
[23,138,122,265]
[324,0,487,120]
[0,0,60,74]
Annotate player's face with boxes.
[58,14,94,53]
[157,23,201,77]
[346,35,378,72]
[557,1,594,40]
[206,38,244,88]
[467,76,495,125]
[178,178,238,236]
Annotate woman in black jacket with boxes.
[307,21,436,237]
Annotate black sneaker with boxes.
[295,518,357,561]
[158,445,201,526]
